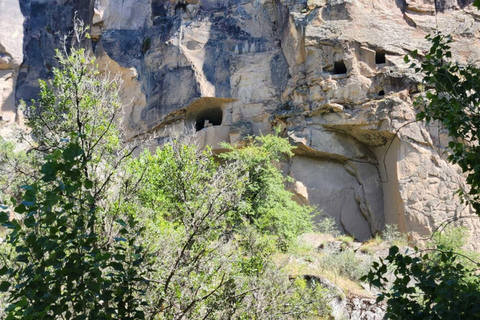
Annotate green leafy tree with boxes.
[130,135,327,319]
[0,22,149,319]
[363,242,480,319]
[220,133,314,246]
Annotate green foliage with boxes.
[362,244,480,320]
[0,140,148,319]
[0,135,36,205]
[429,226,479,271]
[0,23,149,319]
[132,139,247,318]
[220,133,315,246]
[0,234,14,319]
[317,216,341,237]
[336,235,354,243]
[24,47,122,160]
[128,136,327,319]
[381,224,407,246]
[431,226,467,252]
[320,250,370,282]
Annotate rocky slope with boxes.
[1,0,480,246]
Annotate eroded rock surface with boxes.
[0,0,24,125]
[1,0,480,246]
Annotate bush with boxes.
[363,227,480,319]
[129,136,329,319]
[320,250,371,282]
[219,133,316,246]
[382,224,407,246]
[317,216,341,237]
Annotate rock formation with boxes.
[0,0,24,126]
[1,0,480,246]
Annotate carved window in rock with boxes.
[333,60,347,74]
[195,107,223,131]
[186,98,233,132]
[375,50,386,64]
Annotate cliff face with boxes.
[1,0,480,245]
[0,0,23,125]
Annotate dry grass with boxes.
[272,252,371,298]
[359,235,386,254]
[273,233,377,299]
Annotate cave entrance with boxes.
[195,107,223,131]
[333,60,347,74]
[375,50,386,64]
[185,97,236,132]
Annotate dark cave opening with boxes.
[333,60,347,74]
[375,50,386,64]
[195,107,223,131]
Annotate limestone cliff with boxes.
[1,0,480,246]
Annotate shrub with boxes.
[128,135,329,319]
[319,250,371,282]
[382,224,407,246]
[317,216,341,237]
[219,133,316,246]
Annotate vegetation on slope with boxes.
[0,23,329,319]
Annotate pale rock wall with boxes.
[0,0,24,124]
[1,0,480,245]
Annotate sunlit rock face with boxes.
[1,0,480,245]
[0,0,24,125]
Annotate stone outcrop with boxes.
[306,275,386,320]
[1,0,480,246]
[0,0,24,125]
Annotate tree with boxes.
[407,33,480,211]
[129,134,327,319]
[364,244,480,319]
[0,22,150,319]
[219,133,314,247]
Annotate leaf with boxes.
[85,179,93,189]
[0,211,10,224]
[110,262,124,271]
[0,281,11,292]
[0,266,8,276]
[16,254,29,263]
[116,219,127,227]
[389,246,399,256]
